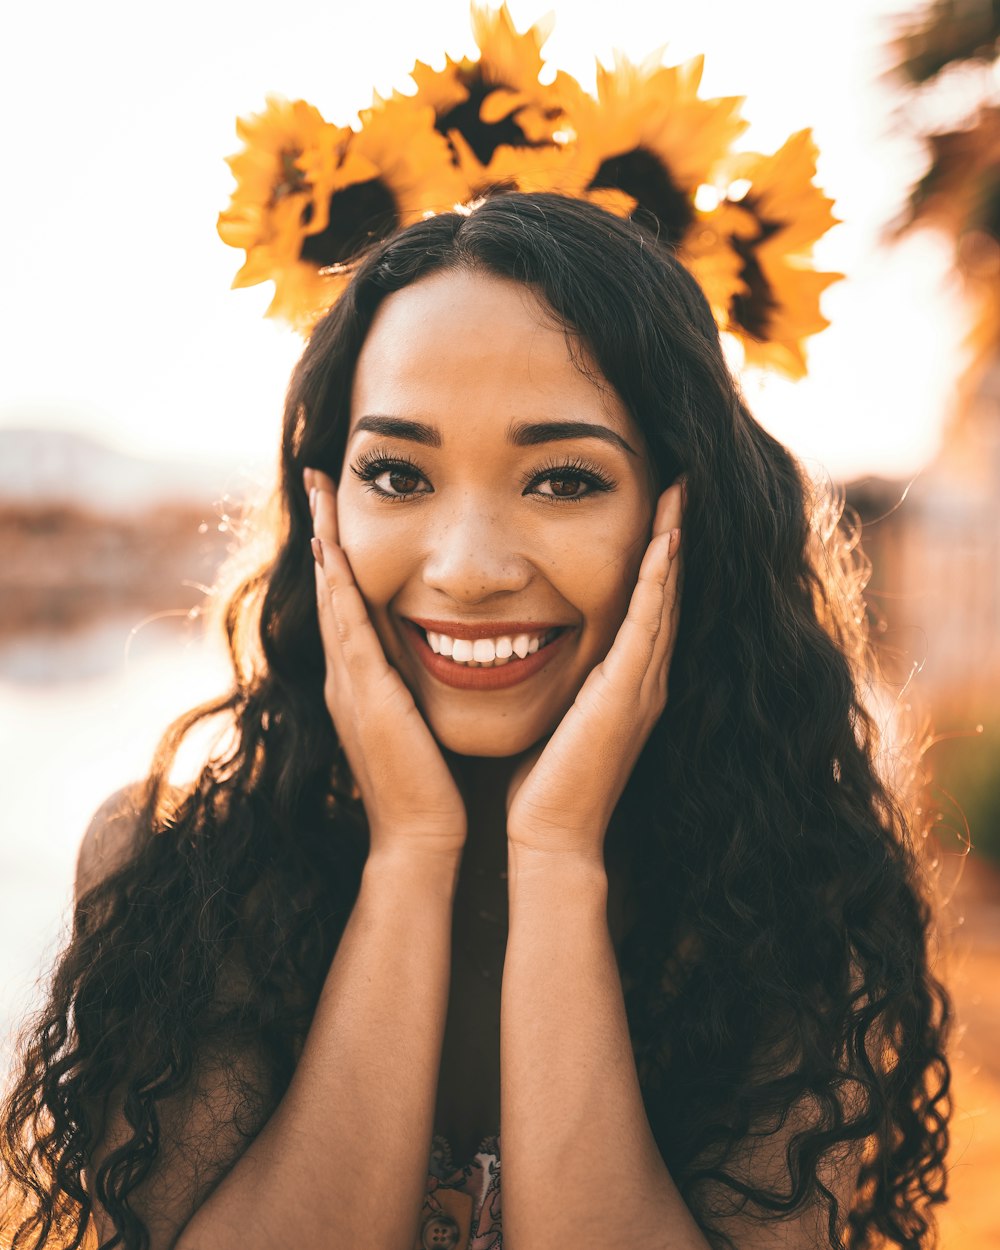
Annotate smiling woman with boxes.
[337,268,657,756]
[1,194,950,1250]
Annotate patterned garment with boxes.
[414,1134,502,1249]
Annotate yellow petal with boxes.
[480,87,529,124]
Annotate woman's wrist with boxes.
[506,841,609,899]
[362,844,462,904]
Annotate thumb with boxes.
[505,741,546,814]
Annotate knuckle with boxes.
[642,616,661,643]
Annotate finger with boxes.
[311,476,385,668]
[305,472,345,670]
[307,486,387,689]
[308,468,341,548]
[636,480,684,678]
[312,536,388,690]
[641,529,682,701]
[613,483,682,657]
[598,528,676,689]
[652,481,684,537]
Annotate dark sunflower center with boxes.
[275,149,309,200]
[589,147,694,245]
[729,197,782,340]
[299,178,399,267]
[437,70,529,166]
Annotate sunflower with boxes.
[698,129,843,378]
[406,1,567,184]
[564,51,749,248]
[446,131,593,202]
[218,96,373,330]
[680,203,757,331]
[219,95,331,222]
[218,17,841,373]
[219,93,463,333]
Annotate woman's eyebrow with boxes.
[350,414,637,456]
[350,415,441,446]
[508,419,638,457]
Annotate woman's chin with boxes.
[429,715,553,760]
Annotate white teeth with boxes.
[452,638,474,662]
[472,638,496,663]
[420,626,557,666]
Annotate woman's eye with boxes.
[350,454,431,500]
[537,475,588,498]
[353,453,613,502]
[374,468,426,496]
[526,465,615,501]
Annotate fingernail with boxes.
[303,467,312,491]
[668,529,681,559]
[309,486,317,517]
[311,536,324,568]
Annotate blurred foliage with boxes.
[893,0,1000,246]
[926,713,1000,862]
[893,0,1000,403]
[895,0,1000,85]
[903,107,1000,238]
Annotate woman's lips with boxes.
[406,617,565,641]
[402,620,569,690]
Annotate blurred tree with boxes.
[896,0,1000,83]
[894,0,1000,388]
[888,3,1000,861]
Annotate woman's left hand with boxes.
[506,482,684,862]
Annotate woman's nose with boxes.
[420,505,533,603]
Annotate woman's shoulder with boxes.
[75,780,190,899]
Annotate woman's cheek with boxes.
[550,523,646,637]
[334,504,402,609]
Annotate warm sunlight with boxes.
[2,4,997,1247]
[0,0,969,479]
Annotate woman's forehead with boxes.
[349,269,635,438]
[357,270,566,372]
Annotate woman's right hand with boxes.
[305,467,468,866]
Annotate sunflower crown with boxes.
[218,3,842,378]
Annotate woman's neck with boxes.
[445,753,518,875]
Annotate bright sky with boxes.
[0,0,971,482]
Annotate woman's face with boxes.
[337,268,658,758]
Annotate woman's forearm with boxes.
[500,849,710,1250]
[177,849,459,1250]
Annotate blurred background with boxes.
[1,0,998,1241]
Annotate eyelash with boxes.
[349,445,616,504]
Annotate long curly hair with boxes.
[1,193,950,1250]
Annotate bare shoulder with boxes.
[75,781,189,899]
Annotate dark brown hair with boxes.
[2,193,950,1249]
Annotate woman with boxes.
[1,193,951,1250]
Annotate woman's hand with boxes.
[505,482,684,862]
[305,467,468,865]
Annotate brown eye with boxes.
[525,463,614,502]
[548,477,583,497]
[350,451,431,500]
[387,470,421,494]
